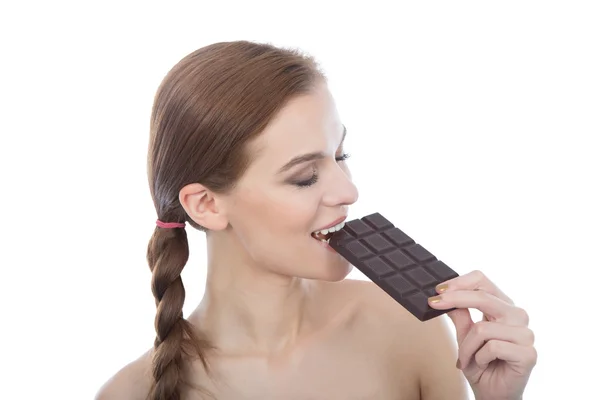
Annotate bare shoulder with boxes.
[334,279,468,397]
[332,278,421,330]
[95,350,153,400]
[335,278,460,355]
[349,278,455,346]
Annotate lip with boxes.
[313,216,347,232]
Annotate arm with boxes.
[95,351,152,400]
[354,280,470,399]
[414,316,471,400]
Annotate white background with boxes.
[1,1,598,399]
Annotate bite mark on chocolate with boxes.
[312,231,334,241]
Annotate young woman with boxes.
[97,40,536,400]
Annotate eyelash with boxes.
[294,153,351,188]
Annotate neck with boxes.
[193,230,319,355]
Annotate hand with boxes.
[428,270,537,400]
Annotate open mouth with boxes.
[311,221,346,244]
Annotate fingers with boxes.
[431,268,537,381]
[446,309,474,345]
[457,321,535,369]
[437,270,513,304]
[429,289,528,326]
[473,340,538,371]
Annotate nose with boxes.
[322,163,359,207]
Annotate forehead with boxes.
[247,83,343,167]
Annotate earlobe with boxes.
[179,183,229,230]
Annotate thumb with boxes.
[447,309,474,345]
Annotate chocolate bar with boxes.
[329,212,459,321]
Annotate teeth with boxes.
[314,221,345,236]
[332,221,345,231]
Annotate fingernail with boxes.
[428,295,442,304]
[456,359,462,369]
[436,283,449,293]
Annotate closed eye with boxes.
[336,153,350,162]
[293,152,351,188]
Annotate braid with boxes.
[144,40,325,398]
[146,225,212,400]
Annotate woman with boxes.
[96,41,536,400]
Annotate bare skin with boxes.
[97,81,535,399]
[97,279,468,400]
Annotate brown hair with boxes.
[145,40,325,399]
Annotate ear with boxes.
[179,183,229,230]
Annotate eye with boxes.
[293,154,350,188]
[336,152,350,162]
[294,173,318,188]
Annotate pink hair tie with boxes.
[156,219,186,229]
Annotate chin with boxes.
[316,260,354,282]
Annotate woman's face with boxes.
[224,82,359,281]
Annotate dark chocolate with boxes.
[329,212,459,321]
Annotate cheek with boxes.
[236,186,319,233]
[229,187,321,262]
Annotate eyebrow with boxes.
[277,125,347,174]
